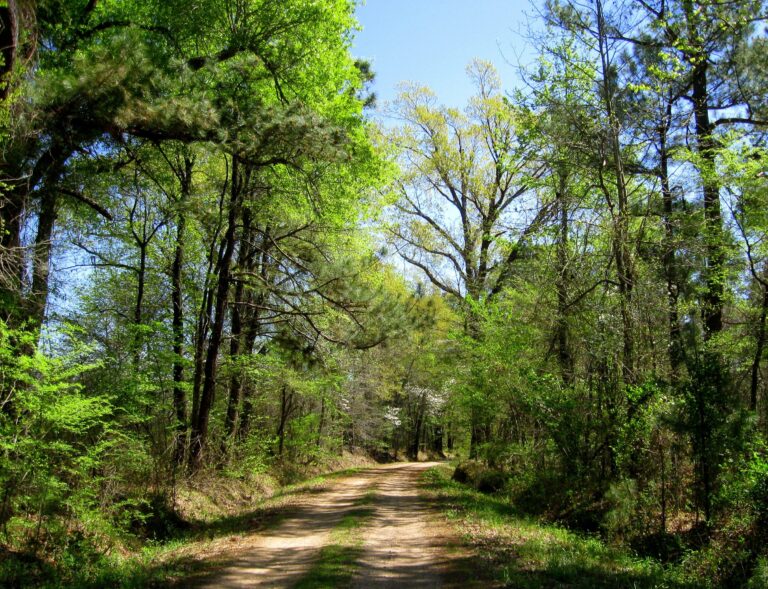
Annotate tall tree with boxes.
[390,61,550,311]
[389,62,552,456]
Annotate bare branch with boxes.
[59,187,113,220]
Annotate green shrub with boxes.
[602,478,638,543]
[452,460,484,484]
[477,469,507,494]
[0,323,112,534]
[748,557,768,589]
[452,461,507,494]
[127,493,190,541]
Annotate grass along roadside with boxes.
[154,468,372,587]
[0,466,369,589]
[293,490,377,589]
[420,465,699,589]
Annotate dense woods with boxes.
[2,0,768,586]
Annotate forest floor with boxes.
[176,462,487,589]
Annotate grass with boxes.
[292,491,376,589]
[187,467,366,535]
[0,467,370,589]
[420,465,701,589]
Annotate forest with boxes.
[1,0,768,587]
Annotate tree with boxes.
[390,61,550,310]
[389,62,554,457]
[627,0,767,520]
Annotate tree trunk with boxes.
[555,173,573,385]
[190,178,229,431]
[4,148,65,333]
[222,301,243,451]
[134,241,147,356]
[191,270,217,429]
[408,402,424,461]
[0,2,33,104]
[171,156,192,466]
[237,324,262,440]
[223,208,254,450]
[0,183,25,325]
[596,0,635,386]
[237,228,271,441]
[691,60,724,339]
[431,424,444,456]
[29,188,57,329]
[469,417,480,460]
[0,3,19,103]
[189,157,247,470]
[659,106,684,382]
[277,385,294,457]
[684,0,725,523]
[316,396,326,447]
[750,280,768,413]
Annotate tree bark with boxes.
[189,156,247,470]
[237,227,271,441]
[277,384,294,457]
[223,207,254,450]
[408,395,425,461]
[431,424,444,456]
[29,188,57,329]
[555,173,573,385]
[316,396,325,447]
[0,3,18,102]
[750,279,768,413]
[0,182,25,325]
[683,0,725,523]
[596,0,635,386]
[659,105,684,382]
[238,336,265,440]
[691,59,724,339]
[171,156,193,465]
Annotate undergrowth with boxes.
[420,465,703,589]
[0,459,371,588]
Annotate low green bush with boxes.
[476,469,507,494]
[452,460,484,484]
[452,461,507,494]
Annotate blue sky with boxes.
[351,0,538,108]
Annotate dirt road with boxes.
[350,462,474,588]
[184,462,479,588]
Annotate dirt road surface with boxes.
[183,462,480,588]
[350,462,475,588]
